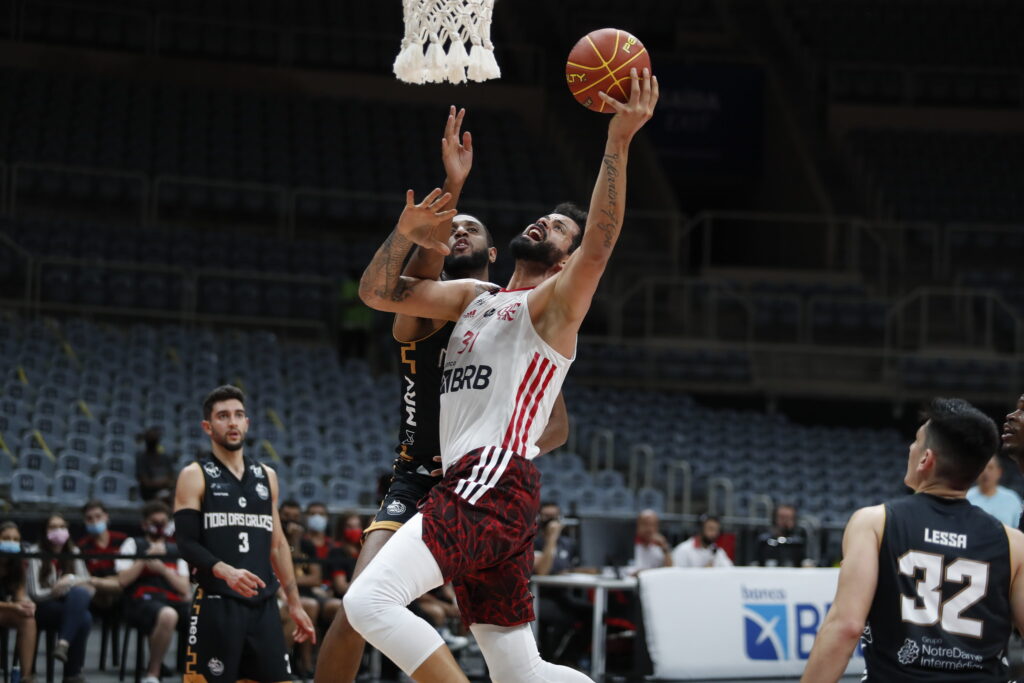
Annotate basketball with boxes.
[565,28,651,113]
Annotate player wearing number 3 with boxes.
[172,385,316,683]
[803,398,1024,682]
[347,68,657,682]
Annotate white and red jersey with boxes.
[438,287,573,471]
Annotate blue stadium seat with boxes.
[10,468,51,504]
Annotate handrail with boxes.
[749,494,774,524]
[707,476,735,519]
[885,286,1024,353]
[627,444,654,491]
[665,460,692,517]
[587,428,615,474]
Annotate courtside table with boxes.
[531,573,639,680]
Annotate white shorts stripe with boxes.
[467,448,514,505]
[458,446,496,503]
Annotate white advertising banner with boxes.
[640,567,864,679]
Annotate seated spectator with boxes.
[671,513,733,568]
[967,455,1022,527]
[532,502,590,662]
[630,509,673,573]
[77,500,126,605]
[136,427,174,502]
[303,502,342,627]
[26,513,96,683]
[116,501,190,683]
[280,500,319,677]
[754,504,809,567]
[325,511,361,602]
[0,521,37,683]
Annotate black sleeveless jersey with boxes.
[863,494,1011,682]
[194,453,279,604]
[394,321,455,474]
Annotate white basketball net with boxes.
[394,0,501,84]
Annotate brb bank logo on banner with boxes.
[741,586,864,662]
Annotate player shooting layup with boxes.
[344,68,657,682]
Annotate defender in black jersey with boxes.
[173,385,315,683]
[998,393,1024,534]
[803,398,1024,682]
[316,107,568,683]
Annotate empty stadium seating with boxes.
[0,314,915,528]
[846,129,1024,222]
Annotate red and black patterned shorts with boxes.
[420,446,541,627]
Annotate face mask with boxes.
[47,528,70,547]
[306,515,328,533]
[86,521,107,536]
[146,523,167,539]
[343,528,363,545]
[0,540,21,554]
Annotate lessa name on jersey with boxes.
[924,527,968,549]
[204,512,274,532]
[439,364,492,395]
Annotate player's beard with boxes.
[444,248,489,279]
[213,431,244,451]
[509,234,560,268]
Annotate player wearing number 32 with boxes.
[802,398,1024,683]
[349,69,657,683]
[173,385,316,683]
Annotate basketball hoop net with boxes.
[394,0,501,84]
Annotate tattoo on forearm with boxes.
[365,229,416,301]
[597,153,621,248]
[284,579,296,594]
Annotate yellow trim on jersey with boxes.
[364,520,403,537]
[392,319,451,345]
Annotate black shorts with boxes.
[123,594,188,633]
[365,466,437,535]
[183,588,291,683]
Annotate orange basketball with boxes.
[565,28,651,113]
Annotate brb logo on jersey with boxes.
[440,365,492,394]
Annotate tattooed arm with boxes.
[532,68,658,354]
[359,188,490,321]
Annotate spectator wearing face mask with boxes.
[671,513,734,568]
[303,502,342,630]
[77,500,126,605]
[0,521,37,683]
[116,501,190,683]
[26,513,97,683]
[326,511,362,603]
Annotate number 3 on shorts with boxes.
[239,531,250,552]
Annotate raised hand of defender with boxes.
[397,188,456,254]
[289,602,317,644]
[441,105,473,187]
[599,67,659,143]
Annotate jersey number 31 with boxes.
[899,551,989,638]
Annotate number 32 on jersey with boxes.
[899,551,989,638]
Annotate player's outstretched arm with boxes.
[800,505,883,683]
[359,189,492,321]
[549,68,658,327]
[267,467,316,644]
[402,106,472,283]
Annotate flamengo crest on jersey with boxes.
[438,289,573,470]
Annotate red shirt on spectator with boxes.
[78,530,128,577]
